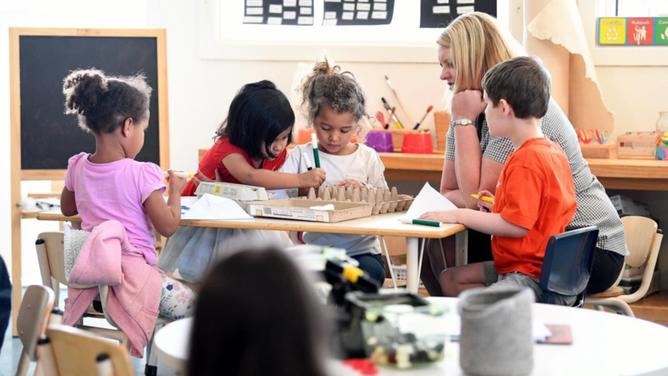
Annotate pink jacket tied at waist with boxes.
[63,220,162,357]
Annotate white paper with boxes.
[403,183,456,220]
[182,194,252,220]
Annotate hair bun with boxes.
[63,68,108,116]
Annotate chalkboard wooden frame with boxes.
[9,28,170,180]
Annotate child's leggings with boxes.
[159,275,195,320]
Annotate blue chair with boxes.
[539,226,598,306]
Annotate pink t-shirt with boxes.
[64,152,165,265]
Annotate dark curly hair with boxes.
[63,68,152,134]
[216,80,294,160]
[300,60,366,124]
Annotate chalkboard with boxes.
[9,28,169,180]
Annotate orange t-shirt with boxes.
[491,137,576,280]
[181,137,287,196]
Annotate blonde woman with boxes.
[422,12,627,297]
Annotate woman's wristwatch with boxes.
[450,118,474,127]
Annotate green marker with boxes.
[399,218,441,227]
[311,133,321,168]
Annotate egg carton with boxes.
[301,185,413,215]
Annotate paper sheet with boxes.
[526,0,614,132]
[403,183,456,220]
[181,194,252,220]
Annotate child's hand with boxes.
[167,170,187,195]
[298,168,326,188]
[475,190,495,213]
[420,210,460,224]
[337,179,364,189]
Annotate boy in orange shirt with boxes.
[421,56,577,303]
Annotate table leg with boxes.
[406,237,419,293]
[455,230,468,266]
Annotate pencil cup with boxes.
[365,130,394,153]
[401,132,433,154]
[458,286,534,376]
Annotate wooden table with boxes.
[36,211,467,293]
[154,297,668,375]
[379,153,668,191]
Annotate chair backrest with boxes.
[622,216,658,268]
[539,226,598,306]
[36,232,93,304]
[44,325,134,376]
[15,285,55,376]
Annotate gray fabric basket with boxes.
[458,286,534,376]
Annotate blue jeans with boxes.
[352,253,386,285]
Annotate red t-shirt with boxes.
[492,138,576,280]
[181,137,287,196]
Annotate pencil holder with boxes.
[458,286,534,376]
[365,130,394,153]
[401,132,433,154]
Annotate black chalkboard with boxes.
[16,32,165,171]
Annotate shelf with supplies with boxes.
[378,153,668,191]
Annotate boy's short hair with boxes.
[482,56,551,119]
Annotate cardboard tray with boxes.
[248,199,373,223]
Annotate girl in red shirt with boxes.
[160,81,325,282]
[182,80,325,195]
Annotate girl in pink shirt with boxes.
[60,69,194,322]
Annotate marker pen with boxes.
[302,151,314,171]
[470,193,495,204]
[399,218,441,227]
[311,133,321,168]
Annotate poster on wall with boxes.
[244,0,314,25]
[322,0,395,26]
[420,0,497,28]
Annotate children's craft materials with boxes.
[413,105,433,130]
[311,132,321,168]
[170,170,192,180]
[182,194,252,220]
[381,97,404,129]
[399,218,441,227]
[403,183,456,221]
[195,181,270,201]
[384,74,413,126]
[470,193,494,204]
[375,111,387,129]
[401,131,433,154]
[248,199,373,223]
[305,185,413,216]
[302,152,314,170]
[365,130,394,153]
[617,131,659,159]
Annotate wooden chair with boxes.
[35,232,168,375]
[539,226,598,307]
[34,232,128,343]
[42,324,134,376]
[586,216,663,316]
[15,285,55,376]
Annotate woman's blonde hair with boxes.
[437,12,517,92]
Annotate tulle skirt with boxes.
[158,226,293,283]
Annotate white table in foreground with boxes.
[154,298,668,375]
[37,211,467,293]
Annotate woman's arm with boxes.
[60,187,78,216]
[223,153,325,189]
